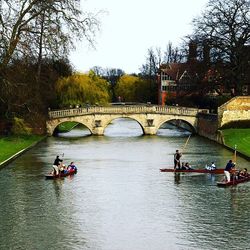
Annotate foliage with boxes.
[0,58,73,120]
[0,0,101,123]
[191,0,250,94]
[134,78,158,103]
[114,75,157,103]
[91,66,125,101]
[11,117,32,135]
[56,71,111,107]
[222,129,250,157]
[115,75,139,102]
[0,0,100,68]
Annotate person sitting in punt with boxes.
[185,162,193,170]
[61,164,68,174]
[238,168,248,179]
[58,163,67,174]
[67,162,77,172]
[181,162,186,170]
[210,162,216,170]
[205,162,216,171]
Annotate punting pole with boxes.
[233,145,237,185]
[182,134,191,152]
[233,145,237,164]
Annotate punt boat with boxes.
[160,168,224,174]
[217,175,250,187]
[45,168,77,179]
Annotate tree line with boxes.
[0,0,100,132]
[142,0,250,96]
[0,0,249,134]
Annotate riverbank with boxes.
[0,135,45,168]
[221,128,250,159]
[57,121,78,132]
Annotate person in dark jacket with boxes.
[224,160,235,182]
[52,155,63,175]
[174,150,182,170]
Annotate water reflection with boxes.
[52,178,64,198]
[0,118,249,250]
[174,172,181,185]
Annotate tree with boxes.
[0,0,101,116]
[0,57,73,118]
[56,71,111,107]
[140,47,162,77]
[164,41,185,63]
[115,75,140,102]
[191,0,250,94]
[91,66,125,102]
[0,0,100,68]
[114,74,157,103]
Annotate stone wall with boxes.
[197,113,222,142]
[197,96,250,145]
[218,96,250,128]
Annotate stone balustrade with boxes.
[48,105,208,119]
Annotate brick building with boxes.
[157,42,250,106]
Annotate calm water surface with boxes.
[0,119,249,250]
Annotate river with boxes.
[0,118,249,250]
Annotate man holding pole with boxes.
[52,155,63,175]
[174,149,182,170]
[224,159,235,182]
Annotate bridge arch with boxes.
[102,116,145,135]
[157,118,197,134]
[47,117,94,136]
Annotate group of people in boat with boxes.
[174,149,249,181]
[223,159,249,182]
[52,155,77,176]
[174,150,193,170]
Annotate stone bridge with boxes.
[46,105,209,136]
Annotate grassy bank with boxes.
[221,128,250,157]
[0,135,44,164]
[57,122,79,132]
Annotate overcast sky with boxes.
[69,0,208,74]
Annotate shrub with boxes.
[11,117,32,135]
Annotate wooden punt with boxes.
[217,175,250,187]
[160,168,224,174]
[45,169,77,179]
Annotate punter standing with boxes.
[224,159,235,182]
[174,150,182,170]
[52,155,63,175]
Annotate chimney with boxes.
[188,41,197,62]
[203,40,210,65]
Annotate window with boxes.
[161,72,170,81]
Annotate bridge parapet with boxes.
[48,105,208,119]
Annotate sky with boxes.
[69,0,208,74]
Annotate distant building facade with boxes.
[157,42,250,106]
